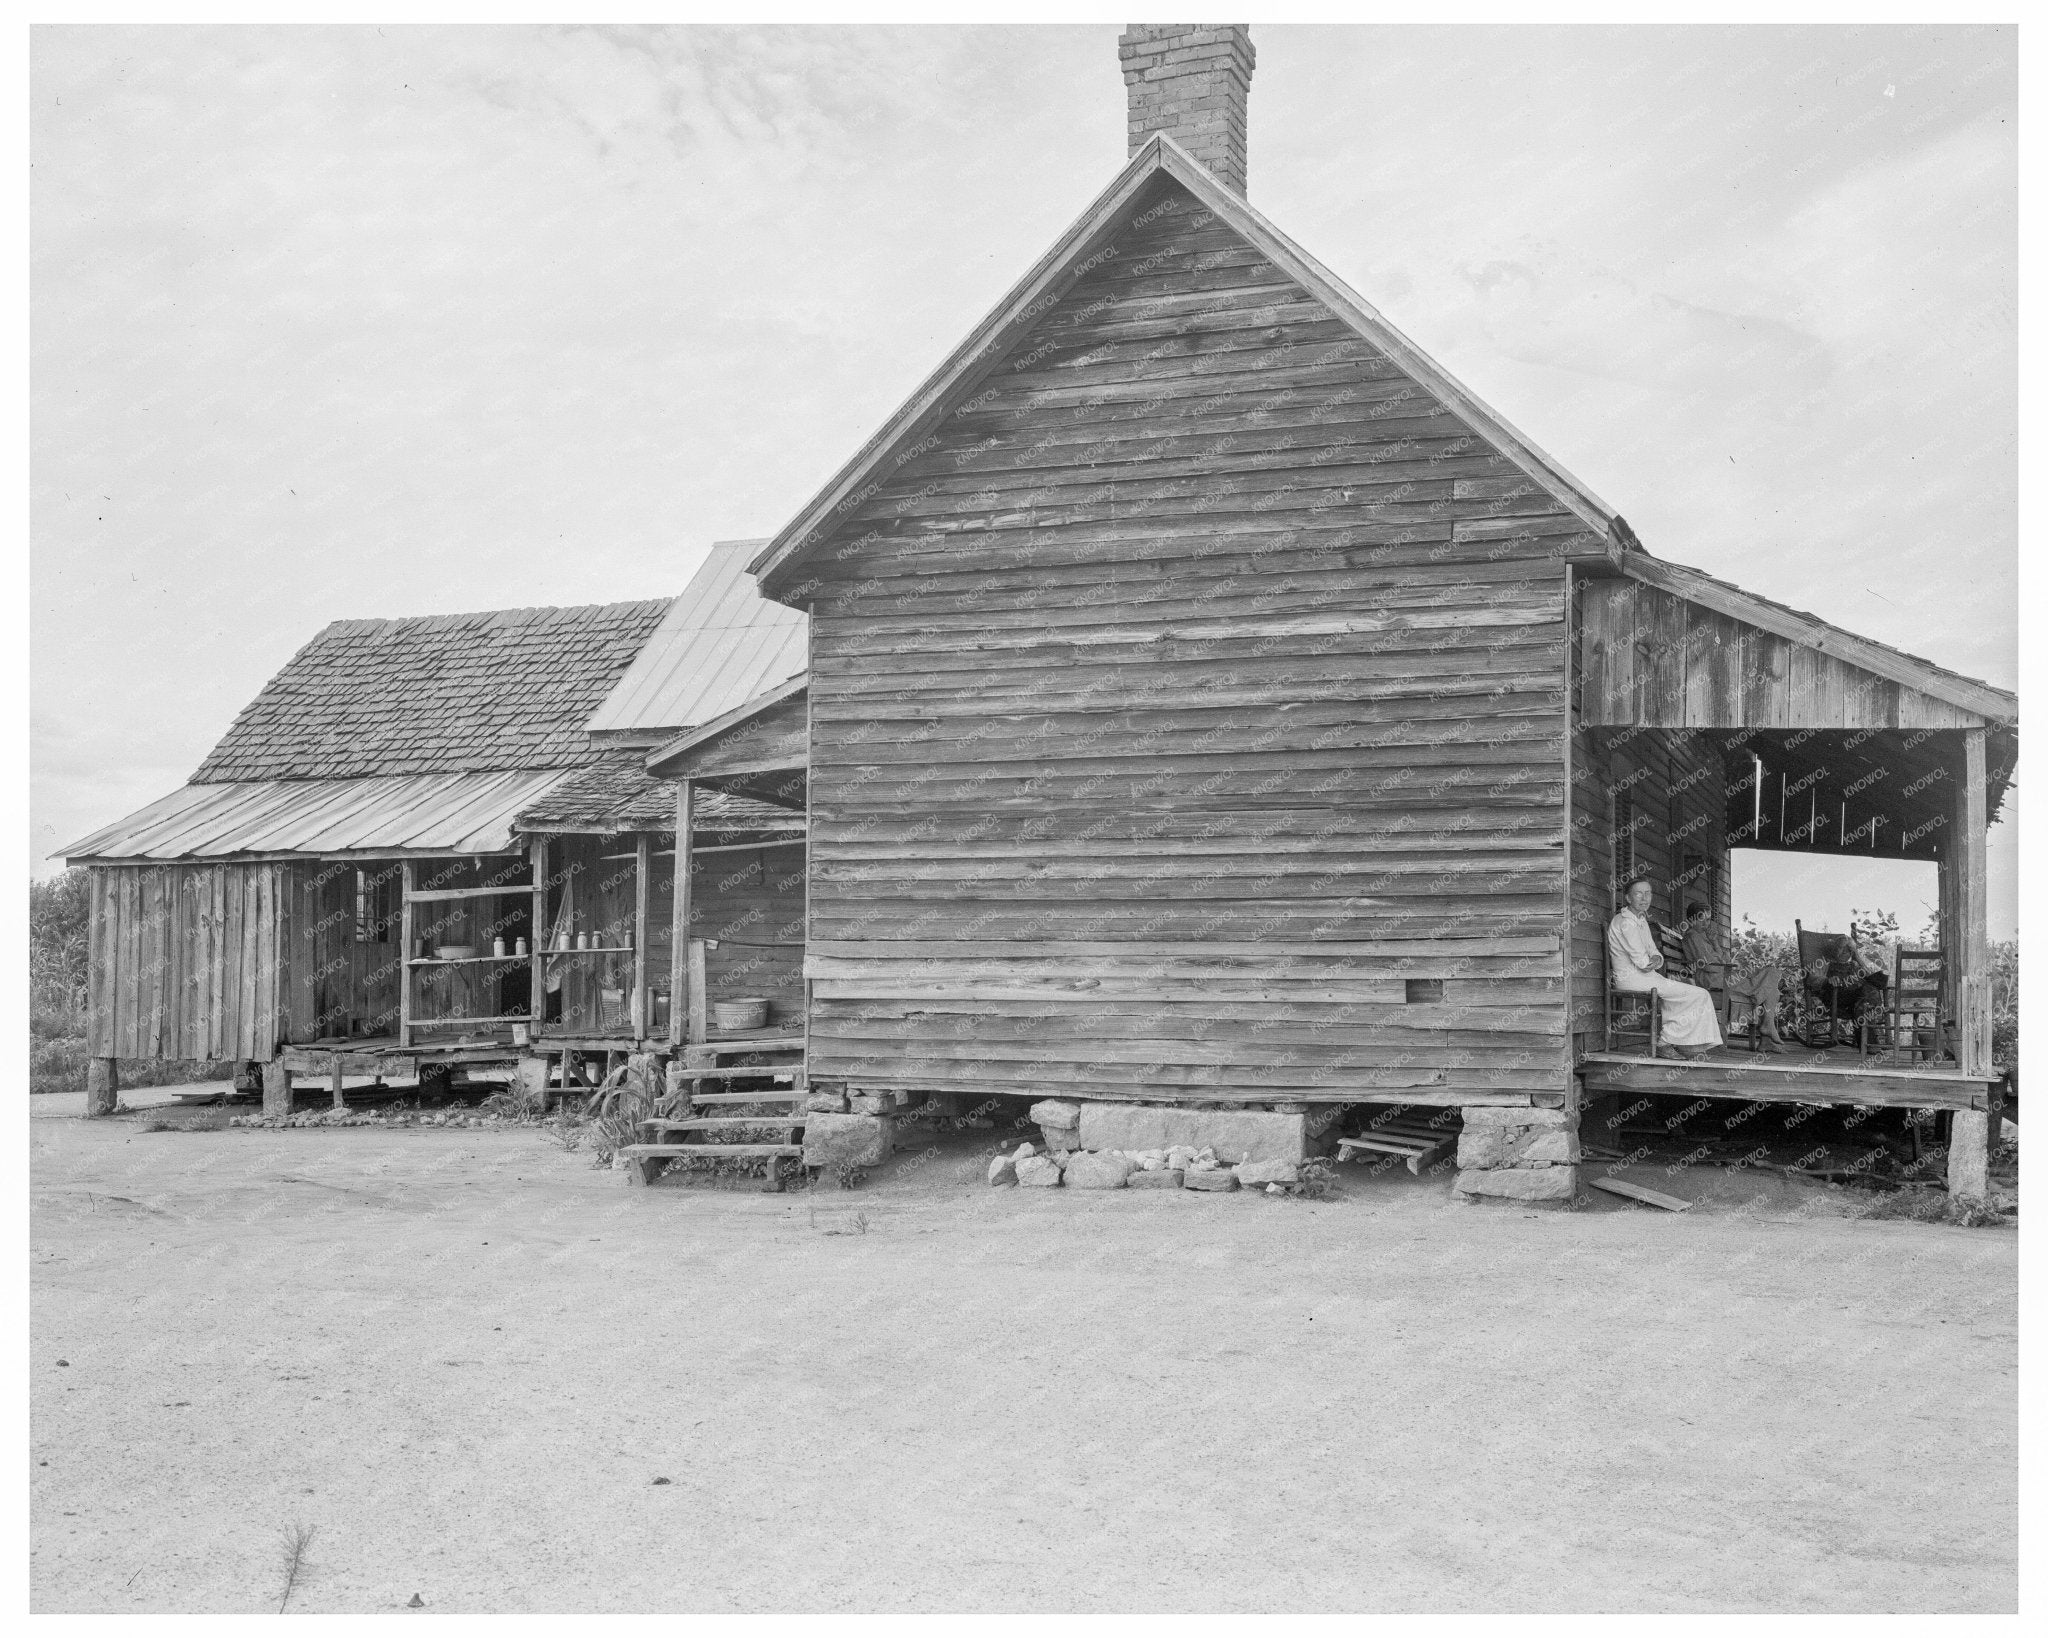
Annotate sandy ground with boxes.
[31,1095,2017,1613]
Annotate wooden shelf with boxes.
[405,885,535,902]
[540,946,634,956]
[409,955,532,966]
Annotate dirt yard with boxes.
[31,1092,2017,1613]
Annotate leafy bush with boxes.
[27,867,226,1095]
[1989,938,2019,1072]
[29,870,91,1025]
[1728,909,2019,1070]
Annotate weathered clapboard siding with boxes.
[797,178,1592,1103]
[86,862,285,1062]
[1580,579,1982,730]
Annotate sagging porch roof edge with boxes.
[645,674,809,780]
[1600,551,2018,728]
[746,132,1623,599]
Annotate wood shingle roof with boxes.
[190,600,673,784]
[510,751,800,837]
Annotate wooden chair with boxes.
[1684,948,1766,1053]
[1605,922,1693,1057]
[1877,946,1944,1064]
[1794,921,1872,1054]
[1605,978,1660,1057]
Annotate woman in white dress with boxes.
[1607,877,1722,1059]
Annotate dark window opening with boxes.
[355,865,399,944]
[1613,792,1641,899]
[1405,978,1444,1004]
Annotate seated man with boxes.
[1803,926,1889,1045]
[1679,901,1789,1053]
[1608,877,1722,1059]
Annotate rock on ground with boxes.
[1063,1151,1135,1190]
[1183,1168,1240,1193]
[1015,1154,1063,1187]
[1236,1158,1298,1188]
[801,1113,892,1171]
[987,1151,1018,1187]
[1127,1168,1184,1190]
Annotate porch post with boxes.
[667,779,694,1049]
[1946,728,1993,1204]
[86,1057,119,1117]
[632,833,652,1043]
[1936,842,1955,1029]
[529,835,548,1039]
[398,860,416,1049]
[1954,728,1990,1078]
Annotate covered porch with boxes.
[643,676,810,1051]
[1571,552,2016,1189]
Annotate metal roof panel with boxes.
[60,769,574,862]
[585,540,807,735]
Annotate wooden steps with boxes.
[622,1038,811,1190]
[1337,1113,1459,1174]
[667,1065,801,1082]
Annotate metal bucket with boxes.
[713,997,769,1031]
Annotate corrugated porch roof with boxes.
[60,769,572,862]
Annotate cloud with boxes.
[1452,243,1835,400]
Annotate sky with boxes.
[30,24,2018,935]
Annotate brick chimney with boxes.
[1118,24,1256,194]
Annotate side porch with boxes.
[1568,554,2018,1198]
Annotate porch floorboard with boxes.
[1580,1049,1996,1110]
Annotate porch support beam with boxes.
[1954,728,1990,1079]
[632,833,651,1043]
[666,779,693,1050]
[1945,728,1994,1203]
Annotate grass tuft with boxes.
[276,1522,316,1613]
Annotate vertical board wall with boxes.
[86,861,284,1062]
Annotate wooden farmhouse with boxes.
[61,542,807,1109]
[644,25,2017,1199]
[64,26,2016,1204]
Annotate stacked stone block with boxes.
[1451,1107,1581,1204]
